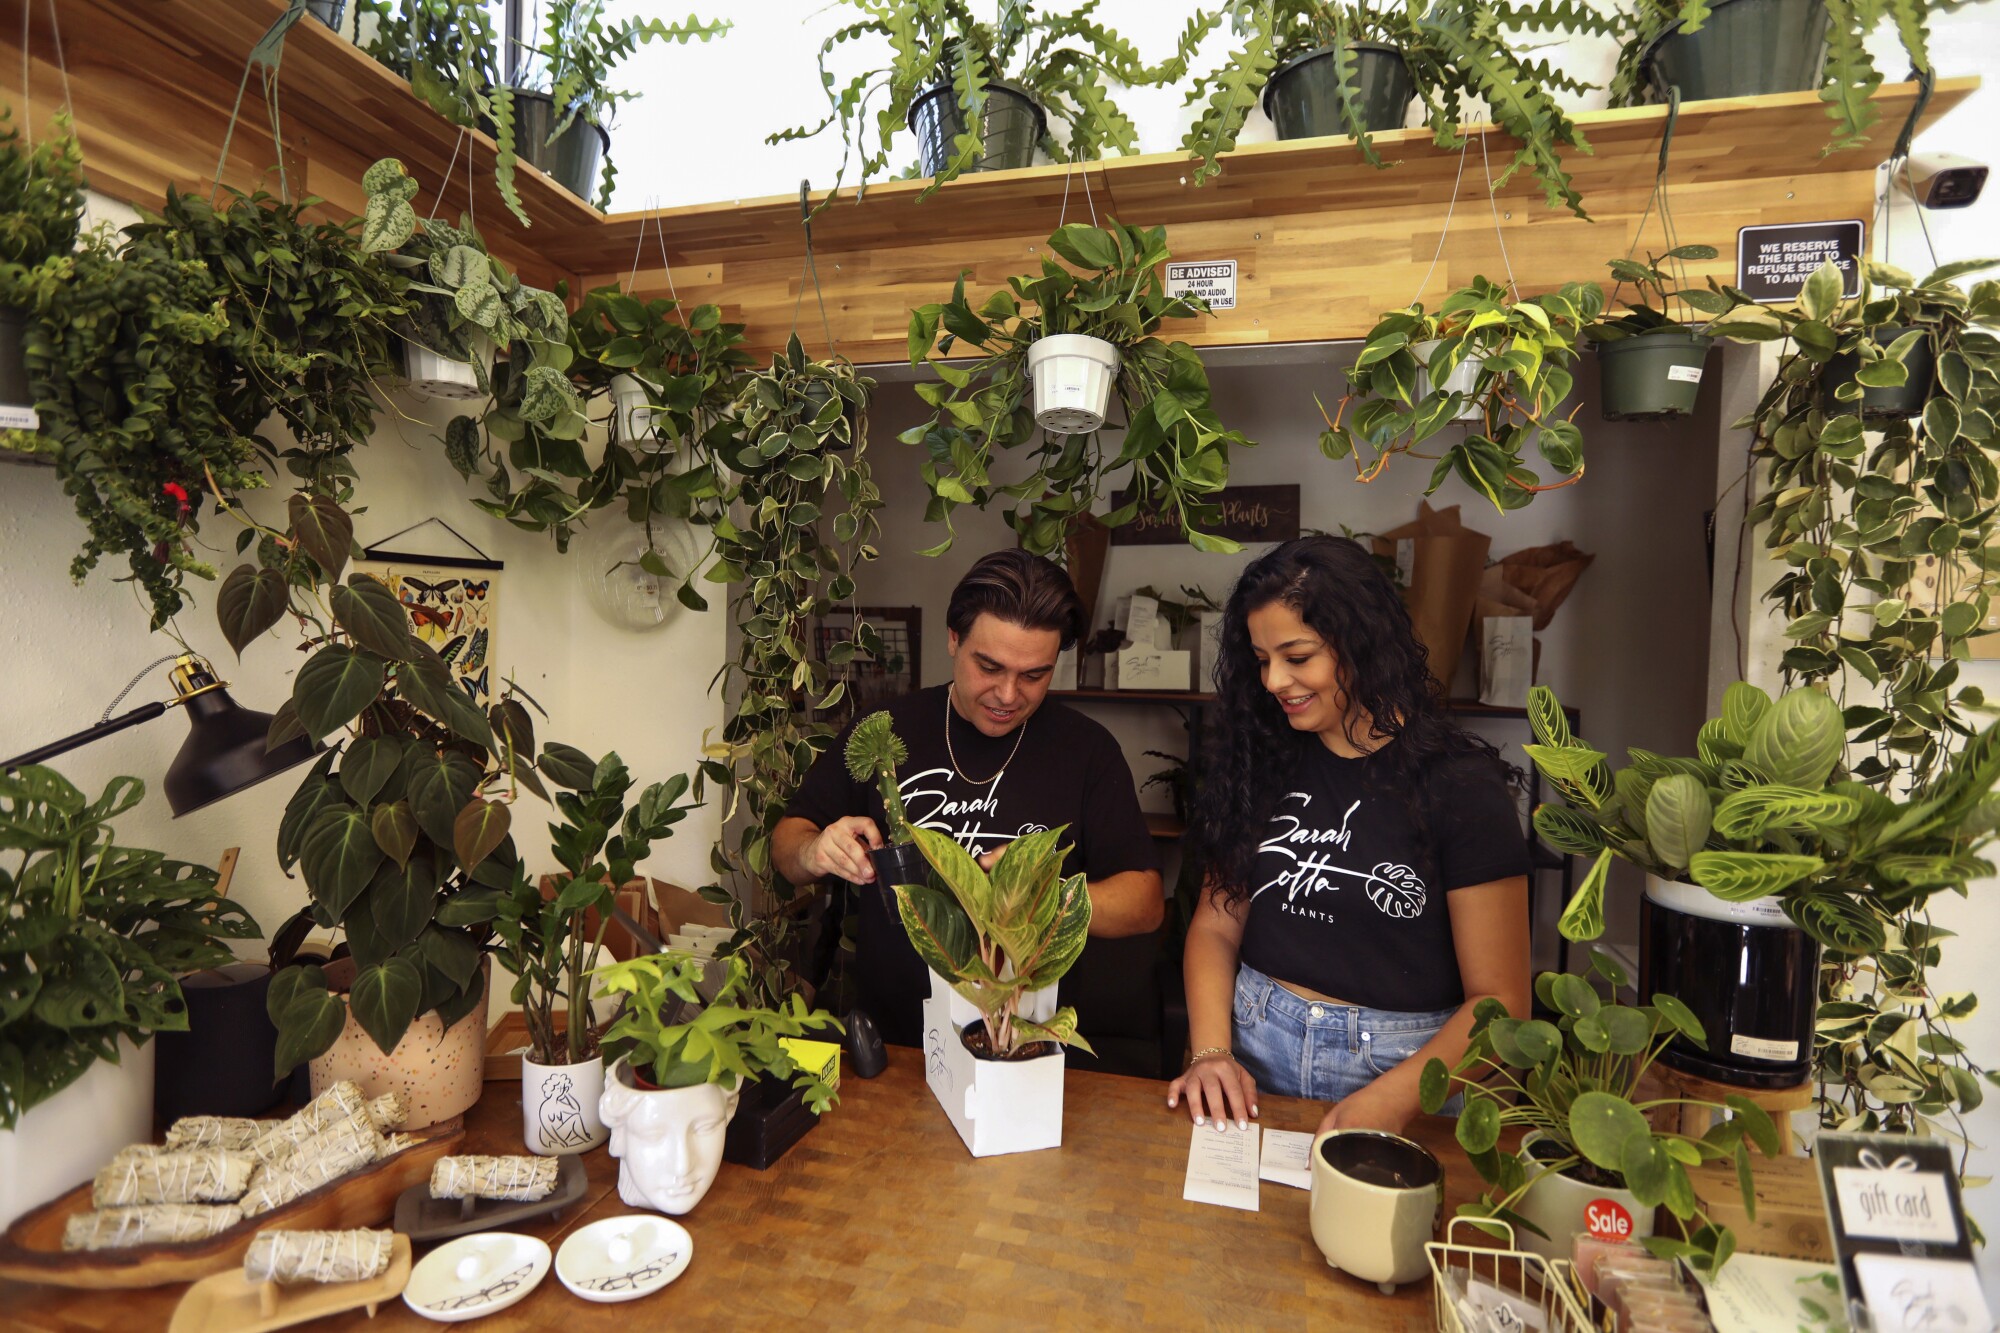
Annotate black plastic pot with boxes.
[1640,0,1829,103]
[721,1072,819,1170]
[510,88,609,203]
[0,304,30,408]
[1821,324,1936,421]
[907,80,1046,179]
[1596,327,1713,421]
[1640,885,1818,1090]
[1261,43,1414,142]
[869,842,932,901]
[153,963,285,1122]
[305,0,346,29]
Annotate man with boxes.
[776,549,1165,1069]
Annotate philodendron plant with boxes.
[843,711,915,846]
[1421,950,1780,1273]
[0,766,260,1129]
[904,220,1253,557]
[895,825,1093,1058]
[1321,275,1604,511]
[1522,681,2000,960]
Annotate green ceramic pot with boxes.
[1261,43,1413,141]
[1597,327,1714,421]
[1640,0,1829,103]
[907,80,1047,178]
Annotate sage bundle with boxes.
[428,1155,559,1202]
[248,1081,370,1161]
[62,1204,244,1250]
[239,1120,385,1216]
[164,1116,262,1153]
[92,1148,256,1207]
[244,1228,395,1285]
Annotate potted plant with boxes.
[1524,681,2000,1090]
[843,710,927,891]
[1587,246,1747,420]
[896,824,1093,1157]
[1322,275,1604,510]
[1180,0,1614,215]
[506,1,729,206]
[905,220,1255,557]
[1420,951,1780,1271]
[594,951,840,1212]
[492,748,698,1156]
[0,107,82,437]
[0,765,259,1228]
[775,0,1193,205]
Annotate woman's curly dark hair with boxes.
[1189,535,1503,903]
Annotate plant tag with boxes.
[1729,1033,1799,1062]
[1667,364,1704,384]
[0,404,38,430]
[1165,259,1237,310]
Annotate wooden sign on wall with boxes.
[1108,484,1301,547]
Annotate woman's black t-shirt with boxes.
[1237,743,1529,1013]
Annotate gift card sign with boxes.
[1816,1132,1990,1331]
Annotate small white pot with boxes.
[1412,339,1485,420]
[401,336,486,400]
[0,1037,155,1229]
[599,1058,740,1215]
[610,373,669,450]
[522,1053,608,1156]
[1514,1131,1653,1261]
[1026,333,1118,434]
[920,971,1064,1157]
[1309,1129,1444,1294]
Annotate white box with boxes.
[1116,647,1191,691]
[1191,610,1224,690]
[921,970,1064,1157]
[1053,646,1078,691]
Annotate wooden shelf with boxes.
[1145,813,1185,841]
[0,0,598,287]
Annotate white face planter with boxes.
[599,1061,741,1216]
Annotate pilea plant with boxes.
[1180,0,1615,215]
[904,219,1254,557]
[774,0,1203,205]
[1422,952,1779,1273]
[1321,276,1603,511]
[0,766,260,1129]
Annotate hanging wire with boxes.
[1611,87,1686,311]
[429,128,469,221]
[792,180,838,358]
[1055,159,1101,229]
[1409,137,1472,307]
[651,198,692,332]
[1475,130,1520,300]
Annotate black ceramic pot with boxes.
[153,962,285,1121]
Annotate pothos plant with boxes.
[904,219,1254,557]
[0,766,260,1129]
[773,0,1205,206]
[1321,276,1604,512]
[1708,257,2000,1147]
[1179,0,1616,215]
[491,752,700,1067]
[24,186,404,628]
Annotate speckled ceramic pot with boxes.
[309,959,489,1130]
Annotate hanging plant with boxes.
[1323,275,1604,511]
[1586,245,1750,421]
[0,107,84,449]
[904,219,1254,557]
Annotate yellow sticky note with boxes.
[779,1037,841,1097]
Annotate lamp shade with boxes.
[161,658,319,817]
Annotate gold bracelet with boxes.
[1186,1046,1232,1069]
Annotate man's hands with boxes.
[801,816,885,883]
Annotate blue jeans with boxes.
[1232,961,1461,1111]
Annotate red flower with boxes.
[162,481,190,517]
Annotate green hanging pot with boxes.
[1261,43,1414,141]
[1640,0,1829,103]
[1596,327,1714,421]
[1819,325,1935,421]
[907,81,1047,178]
[511,88,610,203]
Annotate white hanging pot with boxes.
[401,335,487,400]
[1026,333,1118,433]
[522,1052,609,1156]
[1412,339,1484,421]
[599,1058,740,1215]
[610,373,670,451]
[1513,1130,1653,1260]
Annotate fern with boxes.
[1180,22,1279,185]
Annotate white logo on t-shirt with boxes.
[1252,792,1429,919]
[899,767,1043,852]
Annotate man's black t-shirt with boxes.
[1238,743,1529,1013]
[787,685,1159,1047]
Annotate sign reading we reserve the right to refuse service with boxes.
[1736,221,1865,304]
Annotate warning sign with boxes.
[1736,221,1864,304]
[1165,259,1237,311]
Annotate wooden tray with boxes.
[167,1234,413,1332]
[392,1154,588,1241]
[0,1122,462,1289]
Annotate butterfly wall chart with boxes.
[354,543,501,709]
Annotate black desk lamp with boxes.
[3,653,320,816]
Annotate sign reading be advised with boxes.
[1736,221,1864,304]
[1165,260,1238,311]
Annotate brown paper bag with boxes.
[1494,541,1595,630]
[1373,503,1491,689]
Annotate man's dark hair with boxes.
[945,549,1087,650]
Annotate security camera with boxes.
[1896,152,1988,210]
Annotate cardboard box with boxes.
[1117,647,1191,691]
[1686,1154,1834,1262]
[921,970,1061,1157]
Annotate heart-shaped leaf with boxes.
[270,977,347,1078]
[537,742,598,791]
[293,646,384,741]
[367,858,437,952]
[452,797,511,873]
[299,806,384,920]
[349,957,424,1056]
[330,575,418,661]
[216,563,290,657]
[288,492,354,581]
[403,750,482,847]
[370,800,419,867]
[339,737,401,805]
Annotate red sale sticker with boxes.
[1586,1198,1634,1241]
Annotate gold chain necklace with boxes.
[944,685,1028,785]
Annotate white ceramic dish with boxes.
[402,1232,550,1322]
[554,1214,693,1303]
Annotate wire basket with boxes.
[1428,1218,1598,1333]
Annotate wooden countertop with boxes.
[1,1052,1484,1329]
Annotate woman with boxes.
[1167,536,1531,1136]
